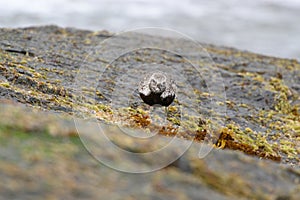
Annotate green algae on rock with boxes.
[0,26,299,166]
[0,104,299,200]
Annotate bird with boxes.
[138,71,176,107]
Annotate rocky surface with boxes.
[0,104,299,200]
[0,26,299,199]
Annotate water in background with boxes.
[0,0,299,60]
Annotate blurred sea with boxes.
[0,0,299,60]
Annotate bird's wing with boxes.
[138,74,152,96]
[161,79,176,98]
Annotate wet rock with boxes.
[0,25,299,199]
[0,25,299,164]
[0,105,299,200]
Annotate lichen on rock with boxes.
[0,25,299,166]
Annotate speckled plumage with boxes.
[138,72,176,106]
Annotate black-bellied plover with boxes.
[138,71,176,107]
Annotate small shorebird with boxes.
[138,71,176,107]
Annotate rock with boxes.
[0,25,299,199]
[0,105,299,200]
[0,25,298,164]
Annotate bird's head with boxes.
[149,73,167,94]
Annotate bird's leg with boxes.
[165,106,168,114]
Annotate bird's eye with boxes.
[151,79,157,85]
